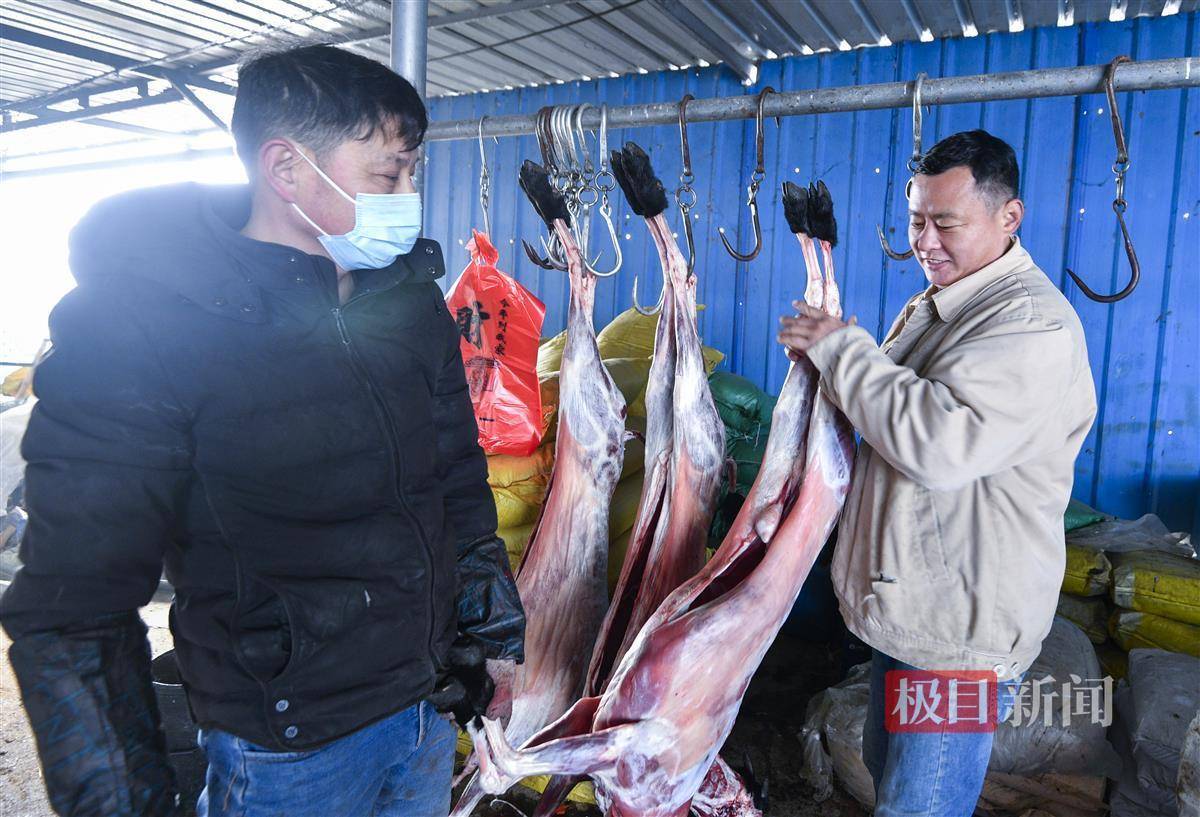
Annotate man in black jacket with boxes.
[0,45,524,817]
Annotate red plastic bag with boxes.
[445,230,546,456]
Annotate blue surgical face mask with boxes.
[290,145,422,270]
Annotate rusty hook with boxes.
[1066,56,1140,303]
[719,86,776,262]
[878,73,926,261]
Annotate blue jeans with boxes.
[862,651,1023,816]
[196,701,455,817]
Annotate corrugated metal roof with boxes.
[1,0,1196,152]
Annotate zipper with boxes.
[331,298,439,667]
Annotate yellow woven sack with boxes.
[608,527,632,595]
[537,332,567,379]
[1,367,31,397]
[1056,594,1109,645]
[622,415,646,480]
[1110,609,1200,657]
[609,469,644,544]
[487,444,554,488]
[489,444,554,529]
[1110,549,1200,626]
[538,357,651,433]
[538,376,559,441]
[1062,544,1111,597]
[597,307,658,360]
[496,523,535,573]
[603,357,653,412]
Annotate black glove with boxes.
[455,534,526,662]
[428,636,495,729]
[6,612,180,817]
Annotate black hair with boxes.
[231,44,427,175]
[915,129,1019,209]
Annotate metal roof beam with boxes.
[951,0,980,37]
[1004,0,1026,32]
[81,118,204,138]
[0,22,139,68]
[899,0,934,42]
[795,0,851,50]
[3,66,234,117]
[430,0,573,28]
[745,0,811,56]
[649,0,757,84]
[848,0,890,46]
[4,88,183,132]
[695,0,769,59]
[325,0,576,47]
[163,72,229,132]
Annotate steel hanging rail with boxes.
[426,56,1200,142]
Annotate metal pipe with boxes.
[427,56,1200,141]
[391,0,428,101]
[391,0,428,200]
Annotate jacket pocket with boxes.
[907,484,951,583]
[234,577,375,686]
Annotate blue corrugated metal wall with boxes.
[426,13,1199,534]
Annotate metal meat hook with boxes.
[588,104,624,277]
[524,107,569,271]
[477,116,495,237]
[632,271,666,316]
[1065,55,1141,303]
[878,72,926,261]
[676,92,699,276]
[719,86,776,263]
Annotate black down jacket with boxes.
[0,183,524,815]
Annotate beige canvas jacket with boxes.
[805,238,1096,678]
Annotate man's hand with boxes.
[428,636,495,730]
[778,301,856,361]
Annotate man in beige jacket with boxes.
[779,130,1096,815]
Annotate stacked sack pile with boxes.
[490,306,723,588]
[1108,649,1200,817]
[1055,503,1199,679]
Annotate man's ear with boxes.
[258,139,302,203]
[1001,197,1025,236]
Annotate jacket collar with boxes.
[201,187,444,320]
[929,236,1029,323]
